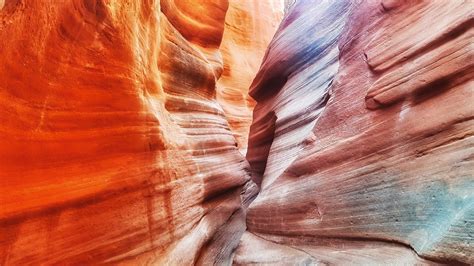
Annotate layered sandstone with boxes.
[1,0,472,264]
[0,0,281,264]
[241,0,473,264]
[217,0,283,153]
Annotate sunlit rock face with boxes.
[240,0,473,264]
[0,0,280,264]
[217,0,284,154]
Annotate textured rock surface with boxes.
[0,0,280,264]
[242,0,474,264]
[246,0,351,188]
[217,0,283,153]
[1,0,472,264]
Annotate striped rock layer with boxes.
[1,0,473,264]
[239,0,473,265]
[0,0,281,264]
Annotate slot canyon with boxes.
[0,0,473,265]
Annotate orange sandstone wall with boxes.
[0,0,280,264]
[217,0,284,153]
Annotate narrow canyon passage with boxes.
[0,0,473,265]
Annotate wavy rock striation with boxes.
[0,0,281,264]
[240,0,473,264]
[246,0,352,188]
[1,0,472,264]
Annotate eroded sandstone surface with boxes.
[240,0,473,264]
[217,0,283,154]
[0,0,281,264]
[1,0,473,265]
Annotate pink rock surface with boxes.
[241,0,473,264]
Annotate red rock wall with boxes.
[0,0,281,264]
[239,0,473,264]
